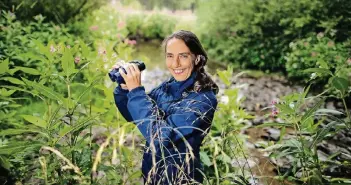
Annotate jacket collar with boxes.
[166,71,197,99]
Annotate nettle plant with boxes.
[201,66,255,185]
[258,59,351,184]
[0,39,142,184]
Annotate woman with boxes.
[113,30,218,184]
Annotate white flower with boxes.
[310,73,317,80]
[289,102,295,109]
[220,95,229,105]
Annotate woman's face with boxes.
[165,38,195,81]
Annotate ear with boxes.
[195,55,201,65]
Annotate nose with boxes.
[172,56,181,68]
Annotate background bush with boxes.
[197,0,351,73]
[285,32,351,83]
[0,0,108,23]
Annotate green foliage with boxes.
[0,40,143,184]
[0,9,143,183]
[201,66,255,184]
[197,0,351,72]
[0,0,109,23]
[258,64,351,183]
[285,32,351,83]
[139,13,177,40]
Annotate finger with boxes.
[129,64,137,77]
[131,64,140,74]
[119,68,127,79]
[125,64,132,77]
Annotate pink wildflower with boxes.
[98,48,106,55]
[89,25,99,31]
[74,57,81,64]
[347,58,351,65]
[271,108,279,117]
[116,33,122,39]
[327,41,334,47]
[317,32,324,38]
[50,45,56,53]
[129,40,137,45]
[311,52,318,57]
[117,21,125,29]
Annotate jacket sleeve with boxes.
[113,85,133,122]
[113,85,161,122]
[126,86,217,148]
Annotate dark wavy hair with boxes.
[162,30,219,95]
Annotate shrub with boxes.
[0,0,109,23]
[197,0,351,72]
[285,32,350,83]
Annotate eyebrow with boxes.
[166,52,191,55]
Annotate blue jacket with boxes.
[113,72,217,184]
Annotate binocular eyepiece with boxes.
[108,60,146,85]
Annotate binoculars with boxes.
[108,60,146,85]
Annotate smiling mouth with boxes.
[173,69,185,74]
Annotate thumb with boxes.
[120,84,128,90]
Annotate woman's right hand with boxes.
[112,61,128,90]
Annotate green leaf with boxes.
[80,40,90,57]
[0,58,9,75]
[21,115,47,128]
[0,77,25,85]
[22,78,65,103]
[216,65,233,86]
[0,156,11,170]
[317,60,329,69]
[32,40,54,62]
[0,128,47,137]
[301,98,324,124]
[16,67,40,75]
[0,141,42,155]
[200,151,212,166]
[304,68,332,76]
[61,48,75,77]
[56,116,97,142]
[0,88,16,97]
[331,77,349,93]
[275,103,294,115]
[315,109,344,115]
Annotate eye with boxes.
[179,54,189,59]
[166,55,173,58]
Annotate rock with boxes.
[340,152,351,161]
[262,128,281,141]
[245,141,256,149]
[252,116,265,125]
[317,150,328,162]
[254,140,268,149]
[326,101,336,110]
[231,158,258,169]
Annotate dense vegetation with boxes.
[0,0,350,184]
